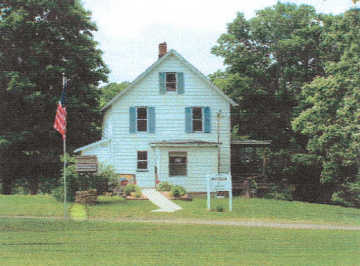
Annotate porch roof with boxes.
[231,140,272,146]
[150,140,220,147]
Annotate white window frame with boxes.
[136,107,148,132]
[166,72,177,91]
[169,152,187,177]
[137,151,148,171]
[192,107,204,133]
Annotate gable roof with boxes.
[74,138,111,153]
[101,49,238,112]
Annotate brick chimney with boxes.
[158,42,167,58]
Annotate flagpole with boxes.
[62,74,67,219]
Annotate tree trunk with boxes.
[29,177,39,195]
[1,178,13,194]
[317,183,337,203]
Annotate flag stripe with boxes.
[54,102,67,139]
[54,79,68,139]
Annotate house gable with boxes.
[101,49,237,114]
[75,45,234,190]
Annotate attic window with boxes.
[166,72,176,91]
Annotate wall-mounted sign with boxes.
[206,173,232,211]
[75,156,98,173]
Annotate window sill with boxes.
[169,175,187,178]
[136,169,149,172]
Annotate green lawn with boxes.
[87,196,360,226]
[0,217,359,266]
[1,194,360,226]
[0,194,64,217]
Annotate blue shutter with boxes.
[185,107,192,133]
[204,107,211,133]
[159,72,166,94]
[129,107,136,133]
[177,72,184,94]
[148,107,155,133]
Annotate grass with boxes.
[87,196,360,226]
[0,217,359,265]
[1,194,360,226]
[70,204,87,221]
[0,194,64,217]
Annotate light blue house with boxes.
[74,43,238,192]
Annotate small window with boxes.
[192,107,203,132]
[169,152,187,176]
[137,107,147,132]
[137,151,148,170]
[166,72,176,91]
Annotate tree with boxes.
[99,82,130,108]
[292,9,360,203]
[211,2,354,202]
[0,0,109,194]
[211,3,329,147]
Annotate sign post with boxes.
[206,173,232,211]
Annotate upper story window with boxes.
[166,72,177,91]
[159,72,184,94]
[192,107,203,132]
[129,107,155,134]
[185,107,211,133]
[137,107,147,132]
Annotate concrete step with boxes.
[142,189,182,212]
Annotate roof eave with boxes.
[74,139,111,153]
[101,49,238,112]
[101,51,175,112]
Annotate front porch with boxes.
[231,140,272,196]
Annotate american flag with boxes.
[53,80,68,139]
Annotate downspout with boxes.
[217,110,222,174]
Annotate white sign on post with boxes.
[206,173,232,211]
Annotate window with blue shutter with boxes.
[185,107,211,133]
[204,107,211,133]
[129,107,136,133]
[130,107,155,133]
[160,72,184,94]
[185,107,192,133]
[148,107,155,133]
[159,72,166,94]
[137,107,147,132]
[177,72,184,94]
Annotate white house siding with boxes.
[81,142,110,165]
[83,53,231,191]
[155,146,218,192]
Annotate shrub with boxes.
[158,182,172,191]
[263,185,293,201]
[52,186,65,202]
[331,176,360,207]
[124,184,141,196]
[52,155,119,202]
[171,185,186,197]
[215,205,225,212]
[134,191,142,198]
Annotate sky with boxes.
[82,0,357,84]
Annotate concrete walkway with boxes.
[142,188,182,212]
